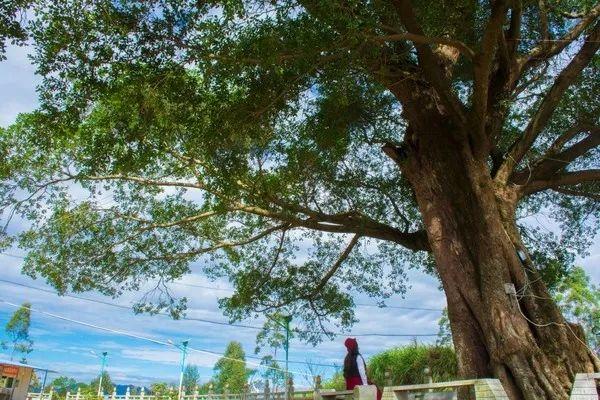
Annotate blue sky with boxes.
[0,44,598,390]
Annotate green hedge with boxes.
[367,344,457,387]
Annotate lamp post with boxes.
[279,315,292,400]
[91,351,108,399]
[264,314,292,398]
[168,340,190,400]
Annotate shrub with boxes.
[367,344,457,386]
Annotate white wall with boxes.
[11,367,33,400]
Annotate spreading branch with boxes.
[391,0,467,127]
[58,172,430,252]
[546,124,596,154]
[521,169,600,195]
[552,187,600,201]
[518,4,600,72]
[127,223,293,263]
[471,0,509,142]
[511,128,600,184]
[496,23,600,183]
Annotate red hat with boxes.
[344,337,358,351]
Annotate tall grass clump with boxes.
[368,344,457,386]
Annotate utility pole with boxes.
[91,351,108,399]
[169,340,190,400]
[282,315,292,400]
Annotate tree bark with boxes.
[387,128,599,400]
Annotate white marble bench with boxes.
[381,379,508,400]
[570,373,600,400]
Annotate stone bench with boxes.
[315,386,377,400]
[570,372,600,400]
[382,379,509,400]
[315,389,355,400]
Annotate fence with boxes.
[29,372,599,400]
[28,378,315,400]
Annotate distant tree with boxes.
[29,371,41,392]
[182,365,201,394]
[254,313,293,355]
[321,372,345,391]
[254,313,291,392]
[89,372,114,396]
[551,266,600,354]
[46,376,78,398]
[150,382,177,400]
[3,302,33,362]
[213,342,249,394]
[258,356,285,393]
[196,381,215,395]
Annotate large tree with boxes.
[0,1,599,398]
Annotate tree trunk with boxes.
[393,128,599,400]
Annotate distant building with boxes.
[0,360,55,400]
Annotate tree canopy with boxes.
[213,341,249,394]
[0,0,598,342]
[2,302,33,362]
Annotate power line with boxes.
[1,252,445,312]
[0,278,439,339]
[0,300,316,378]
[0,279,339,367]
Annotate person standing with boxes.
[342,338,382,400]
[343,337,368,389]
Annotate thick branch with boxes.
[506,0,523,58]
[521,169,600,195]
[391,0,467,127]
[496,23,600,183]
[552,187,600,201]
[486,2,523,151]
[511,128,600,184]
[546,124,596,154]
[238,203,430,252]
[471,1,509,141]
[371,33,475,60]
[65,171,430,251]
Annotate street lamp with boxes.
[266,315,292,400]
[90,351,108,399]
[168,339,190,400]
[282,315,292,400]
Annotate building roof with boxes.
[0,359,58,373]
